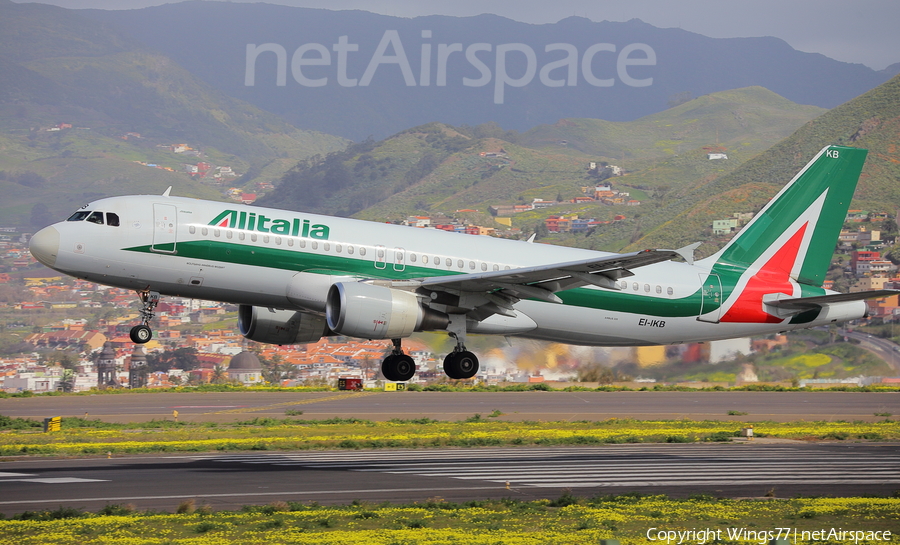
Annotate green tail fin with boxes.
[704,145,867,287]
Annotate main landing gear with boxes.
[379,335,480,382]
[129,290,160,344]
[381,338,417,382]
[443,332,479,380]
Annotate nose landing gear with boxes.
[129,290,160,344]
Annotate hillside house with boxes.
[713,219,739,235]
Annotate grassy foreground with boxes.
[1,415,898,456]
[1,494,897,544]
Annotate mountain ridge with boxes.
[84,1,891,140]
[0,0,348,227]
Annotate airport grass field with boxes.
[1,494,897,544]
[1,413,898,455]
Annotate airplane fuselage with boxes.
[33,194,864,347]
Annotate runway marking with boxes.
[205,445,900,489]
[171,405,249,409]
[0,477,109,484]
[203,391,381,415]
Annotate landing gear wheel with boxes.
[443,350,479,380]
[382,354,416,382]
[130,324,152,344]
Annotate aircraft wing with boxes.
[404,249,680,318]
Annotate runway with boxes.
[2,391,897,514]
[0,390,897,423]
[0,442,897,515]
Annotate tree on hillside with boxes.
[146,347,199,373]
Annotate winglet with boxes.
[526,233,536,244]
[162,186,172,197]
[675,242,702,266]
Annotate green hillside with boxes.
[628,74,900,254]
[266,88,823,236]
[520,86,825,163]
[0,0,347,228]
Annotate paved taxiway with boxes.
[0,442,897,515]
[0,390,897,423]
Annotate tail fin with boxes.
[703,145,867,287]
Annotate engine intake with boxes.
[326,282,449,339]
[238,305,329,345]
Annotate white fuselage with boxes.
[35,195,865,346]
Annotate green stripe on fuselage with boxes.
[123,240,706,317]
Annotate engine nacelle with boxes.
[238,305,329,345]
[326,282,449,339]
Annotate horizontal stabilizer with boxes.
[766,290,900,311]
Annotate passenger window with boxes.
[263,235,269,243]
[214,229,221,237]
[323,242,330,251]
[299,239,306,248]
[311,241,318,250]
[504,265,511,270]
[250,234,257,242]
[359,247,366,256]
[288,238,294,247]
[347,245,353,254]
[422,255,428,264]
[457,259,464,269]
[481,263,488,271]
[189,226,196,234]
[239,232,245,241]
[446,258,452,266]
[493,264,499,271]
[644,284,650,293]
[67,211,91,222]
[86,211,104,225]
[469,261,476,270]
[667,287,674,296]
[275,236,282,245]
[409,253,416,262]
[656,285,662,294]
[106,213,120,227]
[202,227,209,236]
[226,230,233,239]
[632,282,639,291]
[377,248,384,258]
[335,243,341,253]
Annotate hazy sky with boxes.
[13,0,900,70]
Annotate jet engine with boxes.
[238,305,329,345]
[325,282,449,339]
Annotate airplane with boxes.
[28,145,897,382]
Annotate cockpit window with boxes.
[86,211,104,225]
[67,211,91,222]
[106,213,120,227]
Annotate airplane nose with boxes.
[30,226,60,268]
